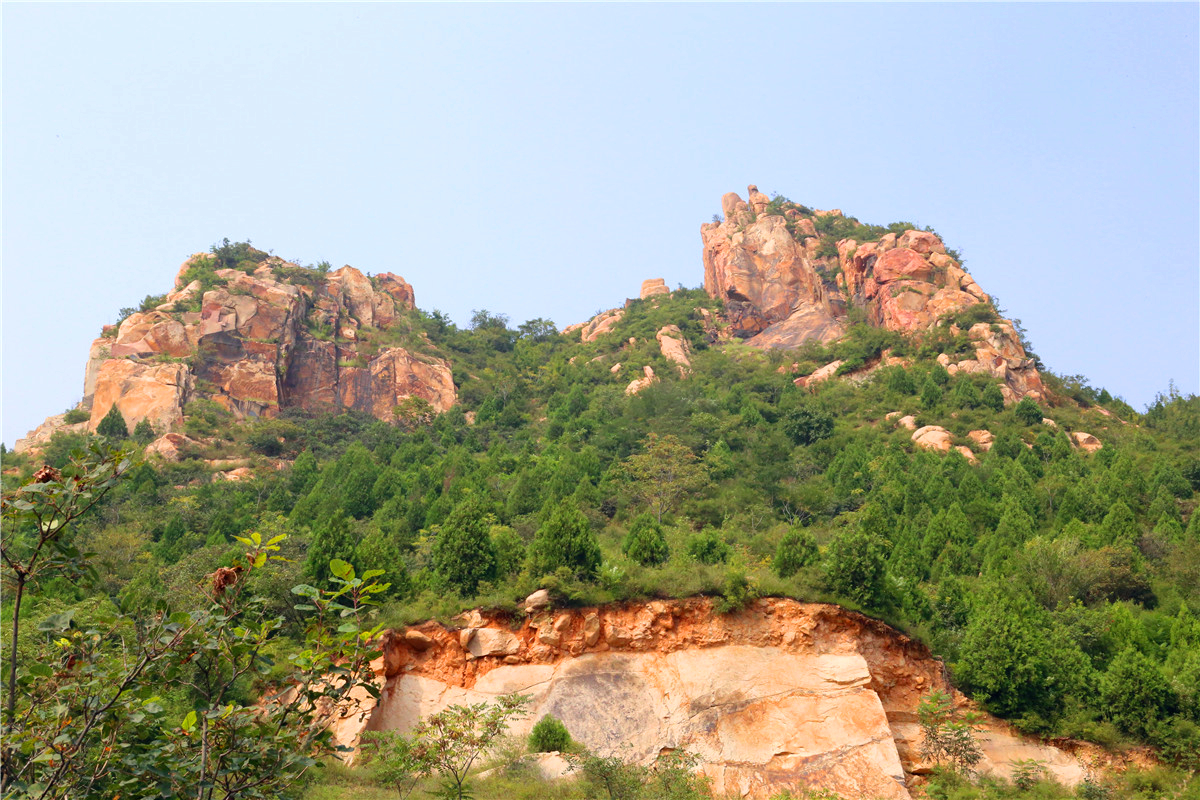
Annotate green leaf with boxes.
[182,710,197,732]
[360,569,386,582]
[329,559,354,580]
[36,610,76,632]
[27,663,53,678]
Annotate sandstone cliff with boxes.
[702,186,1044,402]
[17,250,455,451]
[333,598,1086,799]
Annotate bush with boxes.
[623,514,669,567]
[1014,397,1043,426]
[774,528,817,578]
[686,528,731,565]
[63,408,89,424]
[783,405,834,446]
[527,714,572,753]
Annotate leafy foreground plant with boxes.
[1,447,390,800]
[918,688,984,775]
[360,694,528,800]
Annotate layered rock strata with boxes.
[334,598,1083,799]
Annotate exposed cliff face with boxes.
[15,253,456,452]
[333,598,1084,799]
[703,186,1044,402]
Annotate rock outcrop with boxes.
[335,598,1085,799]
[655,325,692,377]
[21,251,456,447]
[703,187,1043,401]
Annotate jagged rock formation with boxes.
[332,598,1084,799]
[17,251,455,451]
[703,186,1044,402]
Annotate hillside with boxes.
[3,187,1198,799]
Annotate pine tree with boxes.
[1014,397,1043,426]
[305,511,357,585]
[623,513,669,567]
[432,494,497,596]
[132,418,156,444]
[774,527,817,578]
[981,382,1005,412]
[96,404,129,439]
[528,499,601,579]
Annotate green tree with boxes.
[305,511,357,585]
[1014,396,1043,426]
[1098,647,1177,738]
[623,513,669,567]
[783,404,834,446]
[774,527,817,578]
[131,417,156,444]
[920,376,942,409]
[409,694,527,800]
[956,583,1090,719]
[981,382,1005,412]
[96,404,129,439]
[822,527,889,609]
[623,433,708,523]
[529,499,601,580]
[917,689,983,773]
[432,494,497,596]
[2,457,387,799]
[686,528,731,565]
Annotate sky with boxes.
[3,3,1197,447]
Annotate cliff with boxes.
[332,598,1088,799]
[702,186,1044,402]
[16,250,455,452]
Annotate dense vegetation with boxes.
[3,265,1199,798]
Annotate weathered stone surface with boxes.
[344,598,1085,798]
[640,278,670,299]
[524,589,552,615]
[700,187,1045,400]
[897,415,918,431]
[13,413,89,454]
[655,325,692,377]
[626,366,657,395]
[1071,431,1102,453]
[968,430,994,451]
[90,359,192,434]
[461,628,522,659]
[580,309,624,342]
[70,257,456,435]
[144,432,199,462]
[794,360,843,388]
[911,425,954,454]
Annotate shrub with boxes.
[623,513,669,566]
[62,408,89,424]
[527,714,572,753]
[1014,397,1043,426]
[686,528,731,565]
[774,528,817,578]
[783,405,834,446]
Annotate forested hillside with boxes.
[4,203,1199,798]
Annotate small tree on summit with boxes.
[96,404,129,439]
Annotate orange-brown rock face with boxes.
[53,253,454,442]
[703,186,1043,401]
[334,598,1084,799]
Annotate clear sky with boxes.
[3,3,1197,447]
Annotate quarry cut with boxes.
[331,598,1086,799]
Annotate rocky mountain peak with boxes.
[15,249,455,453]
[702,186,1043,403]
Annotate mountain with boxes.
[3,188,1198,799]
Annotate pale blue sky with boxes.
[4,3,1197,446]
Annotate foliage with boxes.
[1014,397,1043,426]
[622,514,669,567]
[527,714,572,753]
[622,434,708,523]
[917,688,983,774]
[407,694,528,800]
[432,495,498,596]
[528,500,602,581]
[96,404,129,439]
[773,528,817,578]
[1,453,389,800]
